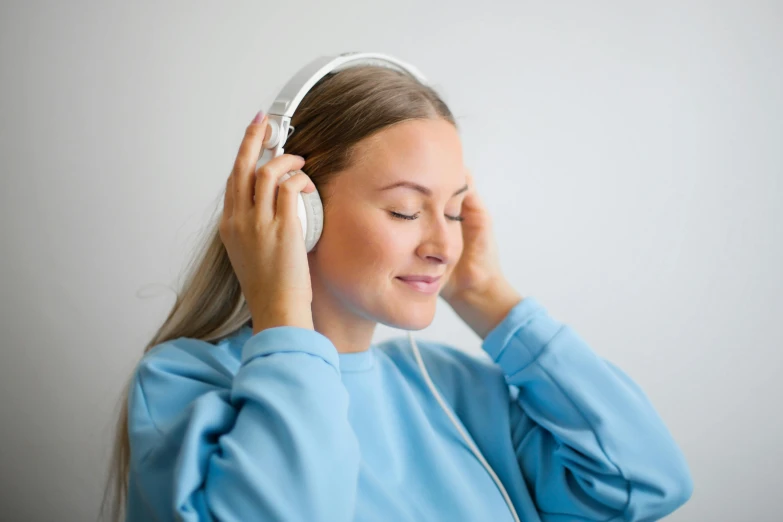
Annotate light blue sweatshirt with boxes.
[125,296,692,521]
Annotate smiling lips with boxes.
[396,275,442,294]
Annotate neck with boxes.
[312,306,377,354]
[310,283,377,355]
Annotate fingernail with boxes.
[252,110,265,124]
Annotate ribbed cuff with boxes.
[481,296,565,375]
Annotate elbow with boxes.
[630,449,693,520]
[660,443,694,509]
[668,457,694,510]
[652,463,693,521]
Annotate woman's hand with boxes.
[440,170,506,303]
[440,170,524,339]
[219,111,317,334]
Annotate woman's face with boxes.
[308,118,467,331]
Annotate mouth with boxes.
[395,275,442,295]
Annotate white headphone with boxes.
[257,53,521,522]
[257,52,428,253]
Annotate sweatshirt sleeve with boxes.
[481,297,693,522]
[126,326,362,522]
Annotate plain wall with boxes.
[1,1,781,520]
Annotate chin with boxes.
[378,299,437,331]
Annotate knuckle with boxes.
[252,218,267,234]
[258,165,276,181]
[280,174,306,192]
[245,124,262,138]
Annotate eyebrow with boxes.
[378,181,469,198]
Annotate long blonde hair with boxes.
[98,64,457,521]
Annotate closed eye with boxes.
[389,211,464,222]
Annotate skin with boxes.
[306,118,524,354]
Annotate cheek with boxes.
[352,218,411,277]
[319,208,409,282]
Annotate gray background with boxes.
[1,1,781,521]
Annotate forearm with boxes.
[446,279,524,339]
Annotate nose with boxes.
[416,215,455,265]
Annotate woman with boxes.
[101,65,693,521]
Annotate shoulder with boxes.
[135,329,246,391]
[129,328,249,440]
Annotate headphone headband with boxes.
[263,52,429,155]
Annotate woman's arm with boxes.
[126,326,361,522]
[457,288,693,521]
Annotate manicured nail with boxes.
[252,110,265,124]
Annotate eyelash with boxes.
[389,211,464,222]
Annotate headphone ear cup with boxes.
[301,186,323,252]
[280,169,323,252]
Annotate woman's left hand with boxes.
[440,170,506,303]
[440,170,524,339]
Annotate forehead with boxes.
[344,118,465,191]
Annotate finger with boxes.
[276,171,315,222]
[232,113,269,213]
[462,169,484,209]
[461,170,492,227]
[254,155,307,222]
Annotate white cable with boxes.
[407,331,522,522]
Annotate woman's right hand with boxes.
[219,111,317,334]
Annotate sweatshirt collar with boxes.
[338,347,376,373]
[238,325,376,373]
